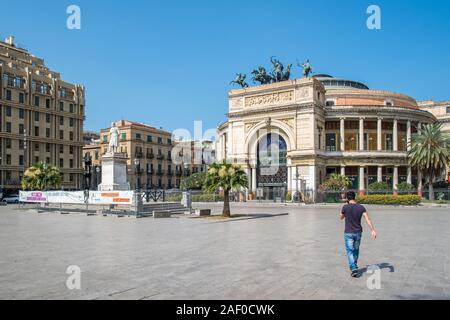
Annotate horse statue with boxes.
[298,59,313,78]
[251,66,272,85]
[230,73,249,88]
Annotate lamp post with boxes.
[43,162,48,191]
[95,166,101,190]
[134,158,141,191]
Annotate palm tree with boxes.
[203,161,248,217]
[408,123,450,201]
[22,162,61,191]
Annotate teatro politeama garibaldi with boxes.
[215,75,436,202]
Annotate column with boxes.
[359,117,364,151]
[340,118,345,151]
[287,166,292,192]
[377,117,382,151]
[417,170,423,197]
[393,119,398,151]
[251,167,257,193]
[377,166,383,182]
[359,166,365,195]
[406,120,412,151]
[340,166,346,176]
[393,166,399,194]
[407,166,412,185]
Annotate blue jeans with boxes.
[344,233,362,271]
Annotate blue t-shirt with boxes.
[342,203,366,234]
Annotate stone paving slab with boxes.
[0,204,449,300]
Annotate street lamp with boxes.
[95,166,101,190]
[134,158,141,191]
[43,162,48,191]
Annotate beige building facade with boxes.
[0,36,85,190]
[95,120,183,190]
[216,75,440,201]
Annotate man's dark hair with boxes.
[346,191,356,201]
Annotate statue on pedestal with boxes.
[298,59,313,78]
[108,122,120,154]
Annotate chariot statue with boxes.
[251,66,272,85]
[230,73,249,88]
[298,59,313,78]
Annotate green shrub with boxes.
[165,194,182,202]
[396,182,415,192]
[356,194,421,205]
[368,181,389,192]
[180,172,207,190]
[192,194,224,202]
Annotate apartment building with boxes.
[0,36,85,190]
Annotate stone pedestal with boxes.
[98,153,130,191]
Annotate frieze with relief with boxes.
[245,90,294,108]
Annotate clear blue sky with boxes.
[1,0,450,134]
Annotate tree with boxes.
[21,162,61,191]
[180,172,207,190]
[319,173,351,191]
[203,161,248,217]
[408,123,450,201]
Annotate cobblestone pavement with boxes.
[0,204,449,300]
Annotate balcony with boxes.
[176,170,183,176]
[156,170,164,175]
[34,84,51,95]
[156,154,164,160]
[6,78,25,89]
[167,170,173,176]
[146,169,154,175]
[146,153,154,159]
[135,152,143,158]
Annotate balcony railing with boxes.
[167,170,173,176]
[156,154,164,160]
[156,170,164,175]
[146,153,155,159]
[176,170,183,176]
[135,152,143,158]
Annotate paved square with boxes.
[0,204,449,300]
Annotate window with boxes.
[19,140,24,149]
[385,133,393,151]
[35,156,39,163]
[46,144,51,152]
[19,155,24,166]
[326,133,337,152]
[70,146,74,154]
[59,116,64,125]
[103,135,108,143]
[147,135,152,142]
[6,138,11,148]
[70,159,74,168]
[69,132,74,141]
[35,143,40,151]
[46,99,50,108]
[19,93,24,104]
[69,173,74,182]
[326,100,335,107]
[6,90,11,101]
[136,133,141,140]
[69,104,74,113]
[157,137,162,144]
[69,118,74,127]
[19,108,24,119]
[46,113,51,123]
[59,101,64,111]
[59,158,64,168]
[34,96,40,107]
[59,145,64,153]
[35,126,39,136]
[19,124,24,134]
[6,106,11,117]
[6,122,11,133]
[6,154,11,165]
[34,111,39,122]
[95,151,99,160]
[59,130,64,139]
[46,128,50,138]
[446,106,450,114]
[121,133,126,141]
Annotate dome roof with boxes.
[313,74,369,90]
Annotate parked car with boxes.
[2,195,19,204]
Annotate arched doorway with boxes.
[256,133,288,201]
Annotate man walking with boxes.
[340,191,377,277]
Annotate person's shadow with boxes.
[357,263,395,278]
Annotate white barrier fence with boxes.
[19,191,134,205]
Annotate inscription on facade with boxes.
[245,90,294,108]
